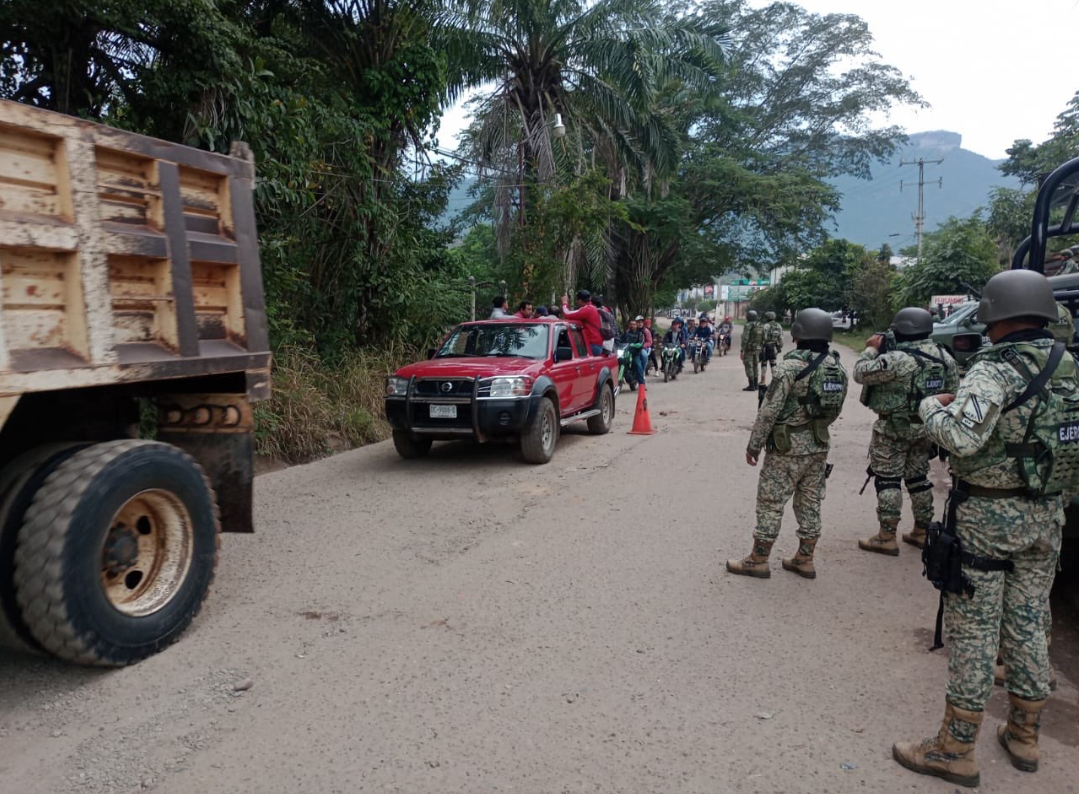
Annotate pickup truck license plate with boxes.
[429,404,457,419]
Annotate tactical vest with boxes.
[951,341,1079,497]
[861,342,949,419]
[772,350,848,449]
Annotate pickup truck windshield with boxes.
[936,303,978,326]
[437,324,549,360]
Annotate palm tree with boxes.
[439,0,729,289]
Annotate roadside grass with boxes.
[254,345,415,464]
[831,328,867,353]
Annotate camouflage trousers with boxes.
[944,494,1062,710]
[754,450,828,542]
[743,351,760,384]
[868,424,935,529]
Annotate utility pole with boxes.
[900,157,943,258]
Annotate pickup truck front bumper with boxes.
[385,376,540,442]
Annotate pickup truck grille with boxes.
[413,378,475,397]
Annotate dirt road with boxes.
[2,335,1077,794]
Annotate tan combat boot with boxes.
[902,522,929,549]
[997,693,1047,772]
[893,702,983,788]
[859,521,900,556]
[781,538,818,579]
[726,540,773,579]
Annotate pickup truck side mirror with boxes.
[555,346,574,362]
[952,333,983,354]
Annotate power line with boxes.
[900,157,943,258]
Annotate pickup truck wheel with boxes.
[521,398,558,464]
[0,445,86,654]
[392,429,432,459]
[13,441,219,667]
[587,385,615,435]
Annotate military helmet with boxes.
[765,311,776,321]
[890,307,933,336]
[790,308,833,342]
[977,269,1057,325]
[746,310,759,321]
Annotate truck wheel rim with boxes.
[542,411,554,451]
[602,390,613,424]
[100,489,194,617]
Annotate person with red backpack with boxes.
[561,289,605,355]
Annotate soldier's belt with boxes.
[954,479,1036,499]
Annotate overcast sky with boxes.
[435,0,1078,161]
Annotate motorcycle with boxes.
[616,342,642,391]
[718,330,732,356]
[691,338,710,373]
[660,343,681,382]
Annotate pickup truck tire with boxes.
[0,445,86,655]
[587,384,614,435]
[521,397,558,464]
[393,430,432,459]
[13,440,219,667]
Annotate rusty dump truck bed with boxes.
[0,100,270,397]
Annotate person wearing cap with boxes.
[892,269,1078,788]
[855,307,959,555]
[560,290,603,355]
[693,313,714,363]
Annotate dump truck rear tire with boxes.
[13,440,219,666]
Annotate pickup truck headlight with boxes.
[487,376,531,398]
[385,376,409,397]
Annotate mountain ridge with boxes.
[829,130,1017,249]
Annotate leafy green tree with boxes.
[618,0,921,314]
[445,0,729,291]
[899,216,1000,305]
[1001,91,1079,187]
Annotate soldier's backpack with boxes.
[796,350,848,422]
[906,345,951,410]
[598,308,617,341]
[997,342,1079,497]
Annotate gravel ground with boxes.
[1,332,1077,794]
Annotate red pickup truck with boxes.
[384,319,617,463]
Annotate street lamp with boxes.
[552,114,566,138]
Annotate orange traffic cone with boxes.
[628,382,655,435]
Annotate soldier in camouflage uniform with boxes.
[759,311,784,385]
[1051,301,1074,346]
[740,310,765,391]
[854,308,959,555]
[893,270,1078,788]
[727,308,848,580]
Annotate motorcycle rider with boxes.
[618,319,647,386]
[693,313,714,363]
[644,318,659,373]
[663,317,689,370]
[717,315,733,354]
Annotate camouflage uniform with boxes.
[741,320,765,385]
[748,350,848,543]
[854,340,959,541]
[760,320,784,379]
[919,335,1071,712]
[1051,301,1074,346]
